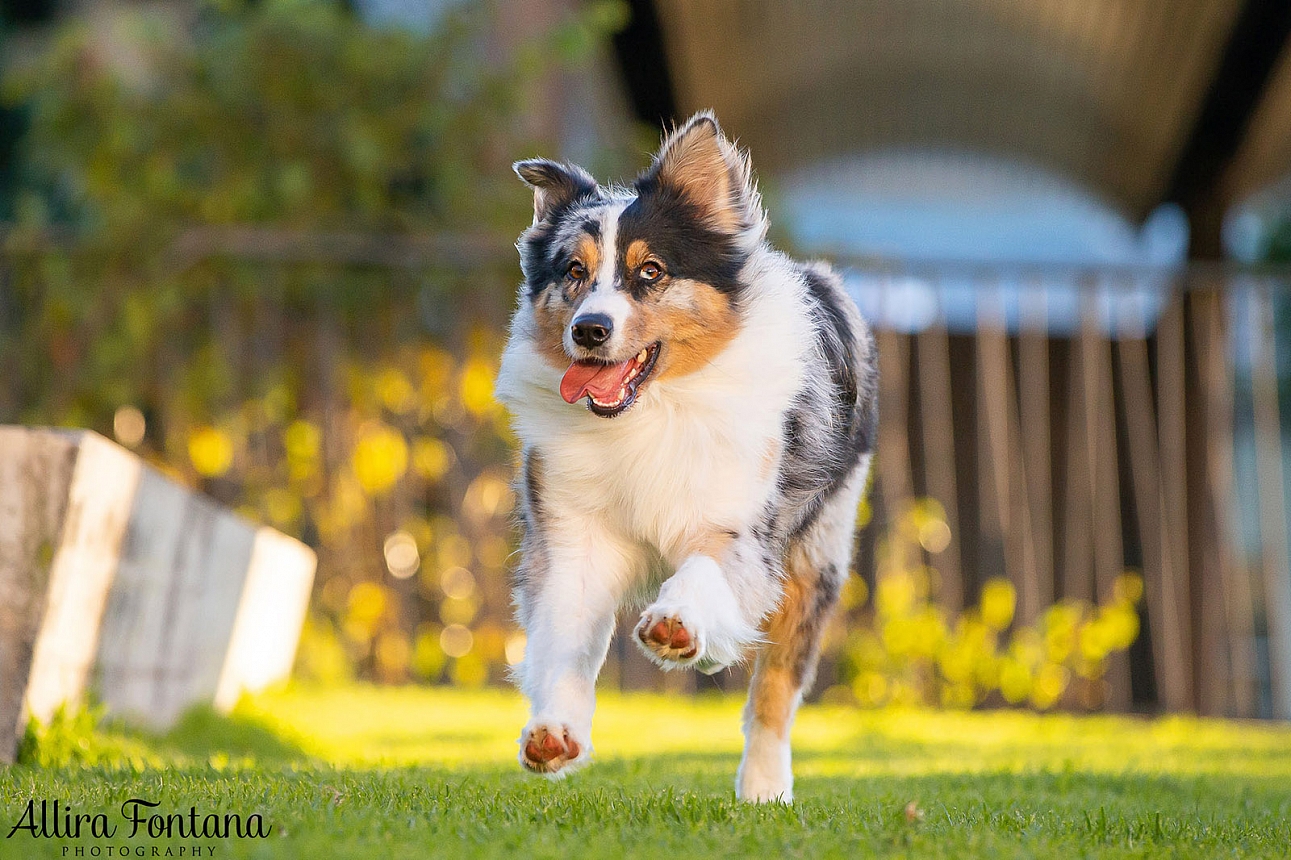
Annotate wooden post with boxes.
[0,430,80,762]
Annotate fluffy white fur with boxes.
[498,112,875,801]
[496,244,814,774]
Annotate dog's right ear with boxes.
[513,158,598,223]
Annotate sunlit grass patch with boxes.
[237,684,1291,781]
[2,686,1289,859]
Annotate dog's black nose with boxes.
[571,314,613,348]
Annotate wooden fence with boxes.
[3,233,1289,716]
[842,258,1291,719]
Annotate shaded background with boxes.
[3,0,1291,720]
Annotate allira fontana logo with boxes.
[7,798,271,853]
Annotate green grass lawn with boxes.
[2,686,1290,858]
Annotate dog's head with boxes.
[512,112,766,417]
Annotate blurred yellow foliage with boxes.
[412,624,447,679]
[375,630,411,680]
[440,624,473,658]
[419,348,455,399]
[450,653,489,687]
[843,500,1143,711]
[344,582,389,643]
[412,437,454,482]
[352,423,408,495]
[261,487,303,528]
[440,595,480,626]
[458,358,496,418]
[188,426,235,477]
[436,533,473,571]
[980,579,1017,631]
[462,471,514,524]
[284,420,321,482]
[375,369,416,414]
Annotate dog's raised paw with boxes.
[519,723,584,776]
[634,610,703,667]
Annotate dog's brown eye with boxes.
[639,261,663,281]
[567,261,587,280]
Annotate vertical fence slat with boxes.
[1119,330,1192,711]
[1019,281,1055,607]
[1250,283,1291,718]
[1203,286,1253,715]
[975,294,1011,596]
[876,325,914,571]
[1084,286,1129,709]
[1190,287,1241,715]
[1156,293,1195,711]
[977,284,1040,622]
[917,320,964,610]
[1062,303,1095,603]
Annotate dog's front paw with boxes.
[635,598,753,673]
[635,610,702,668]
[519,721,588,777]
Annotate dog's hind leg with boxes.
[737,456,870,803]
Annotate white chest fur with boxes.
[497,256,813,563]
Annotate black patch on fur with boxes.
[616,177,748,299]
[522,448,545,527]
[775,266,878,540]
[804,269,858,410]
[792,563,842,683]
[520,222,560,298]
[515,159,598,220]
[520,204,604,299]
[778,409,813,500]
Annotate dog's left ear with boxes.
[514,158,598,223]
[645,111,763,237]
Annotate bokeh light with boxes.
[112,406,146,447]
[383,531,420,579]
[440,624,473,659]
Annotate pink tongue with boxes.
[560,360,634,404]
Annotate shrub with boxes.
[830,500,1142,710]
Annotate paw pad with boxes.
[641,616,697,657]
[520,725,581,774]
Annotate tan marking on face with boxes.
[626,239,652,272]
[638,280,739,381]
[531,293,575,368]
[574,234,600,280]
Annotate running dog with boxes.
[495,111,877,802]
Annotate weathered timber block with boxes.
[0,428,316,761]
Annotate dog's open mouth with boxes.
[559,342,661,417]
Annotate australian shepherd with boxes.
[495,112,878,802]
